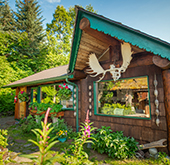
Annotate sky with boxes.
[8,0,170,43]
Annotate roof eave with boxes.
[3,74,74,89]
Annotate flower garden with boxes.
[0,109,170,165]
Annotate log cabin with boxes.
[4,6,170,153]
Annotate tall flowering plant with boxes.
[18,91,29,102]
[20,108,59,164]
[65,110,96,161]
[57,83,72,100]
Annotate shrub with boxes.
[92,126,138,159]
[18,114,42,134]
[0,89,15,116]
[0,129,8,149]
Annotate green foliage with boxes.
[92,126,138,159]
[46,5,72,56]
[57,84,72,100]
[0,31,15,56]
[0,89,15,116]
[20,110,59,165]
[41,86,58,104]
[18,90,29,102]
[156,152,170,165]
[45,4,97,69]
[0,129,8,149]
[0,0,15,31]
[51,118,76,139]
[63,121,96,164]
[14,0,46,58]
[9,31,47,73]
[0,56,33,116]
[17,114,42,134]
[43,31,69,69]
[101,103,135,116]
[57,130,67,138]
[29,102,63,114]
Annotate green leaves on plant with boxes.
[0,129,8,149]
[92,126,138,159]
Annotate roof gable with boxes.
[69,6,170,73]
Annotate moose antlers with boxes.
[86,42,133,82]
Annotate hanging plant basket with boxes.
[49,111,64,117]
[30,110,64,117]
[57,84,72,100]
[30,110,46,115]
[18,91,29,102]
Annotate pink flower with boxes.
[44,108,51,126]
[46,142,48,144]
[20,91,24,94]
[47,136,50,139]
[65,86,68,89]
[59,85,61,88]
[63,83,66,86]
[85,110,90,123]
[40,135,42,138]
[46,145,48,147]
[61,87,63,89]
[39,141,42,144]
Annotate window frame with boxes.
[31,83,74,111]
[93,76,151,120]
[31,87,39,103]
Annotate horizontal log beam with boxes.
[98,54,153,70]
[79,18,118,46]
[129,54,154,68]
[153,56,170,69]
[73,70,87,79]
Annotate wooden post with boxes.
[153,55,170,153]
[80,78,88,123]
[14,87,19,119]
[162,69,170,153]
[19,86,27,119]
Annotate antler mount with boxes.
[86,42,133,82]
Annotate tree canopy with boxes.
[0,2,97,116]
[45,5,97,69]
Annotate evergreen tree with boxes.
[13,0,47,72]
[0,0,15,31]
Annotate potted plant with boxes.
[49,103,63,117]
[57,83,72,100]
[29,102,64,117]
[18,91,29,102]
[56,130,67,142]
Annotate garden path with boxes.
[0,116,109,164]
[0,116,16,129]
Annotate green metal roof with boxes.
[68,6,170,73]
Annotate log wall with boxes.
[64,62,168,153]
